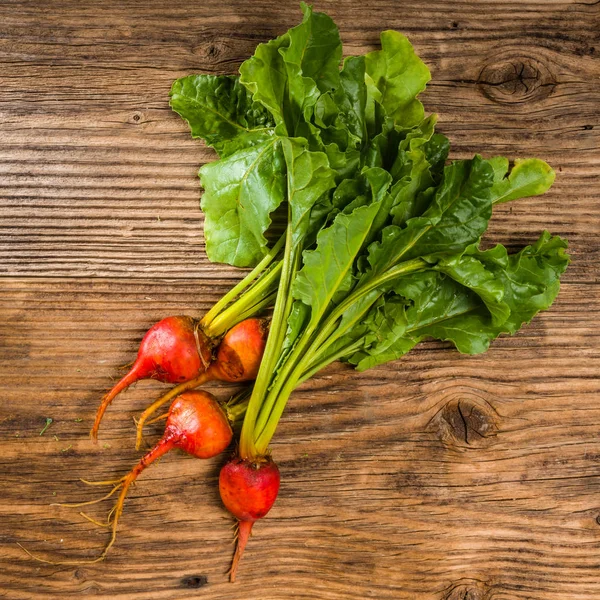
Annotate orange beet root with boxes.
[210,317,269,383]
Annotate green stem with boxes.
[247,339,363,452]
[300,339,365,383]
[200,234,285,333]
[226,391,251,424]
[253,257,428,453]
[239,217,298,460]
[228,291,278,326]
[223,338,361,453]
[307,291,378,365]
[304,258,428,363]
[253,319,315,437]
[204,262,282,337]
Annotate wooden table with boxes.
[1,1,599,598]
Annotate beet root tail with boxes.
[21,437,175,566]
[229,520,253,583]
[91,364,142,443]
[100,437,174,554]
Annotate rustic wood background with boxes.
[1,0,599,598]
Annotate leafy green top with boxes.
[170,4,568,458]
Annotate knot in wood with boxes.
[181,575,208,588]
[444,581,489,600]
[478,55,555,104]
[200,40,226,63]
[435,397,496,448]
[191,34,228,63]
[207,44,220,58]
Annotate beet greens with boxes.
[171,3,569,578]
[171,3,567,459]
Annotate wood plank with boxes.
[1,0,599,598]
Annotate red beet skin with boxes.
[219,456,280,581]
[92,315,212,441]
[124,315,212,384]
[209,318,269,383]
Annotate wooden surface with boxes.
[1,1,599,598]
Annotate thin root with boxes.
[52,483,123,508]
[79,512,111,528]
[145,412,169,426]
[107,505,117,523]
[17,542,108,566]
[23,437,173,566]
[23,474,133,565]
[80,476,126,486]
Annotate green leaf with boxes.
[360,167,394,245]
[199,135,286,266]
[169,74,274,157]
[423,133,450,182]
[347,270,481,368]
[240,3,342,136]
[489,158,555,205]
[281,138,337,251]
[293,202,382,325]
[322,143,361,180]
[487,156,509,183]
[401,271,495,354]
[366,156,495,278]
[434,253,510,325]
[388,116,438,225]
[239,36,288,130]
[401,232,569,353]
[349,296,417,371]
[290,3,342,95]
[350,232,569,366]
[335,56,368,143]
[307,166,392,242]
[468,231,569,332]
[364,30,431,128]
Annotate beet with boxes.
[209,317,269,382]
[219,455,280,581]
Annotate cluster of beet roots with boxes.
[24,315,278,582]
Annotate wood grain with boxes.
[1,0,599,598]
